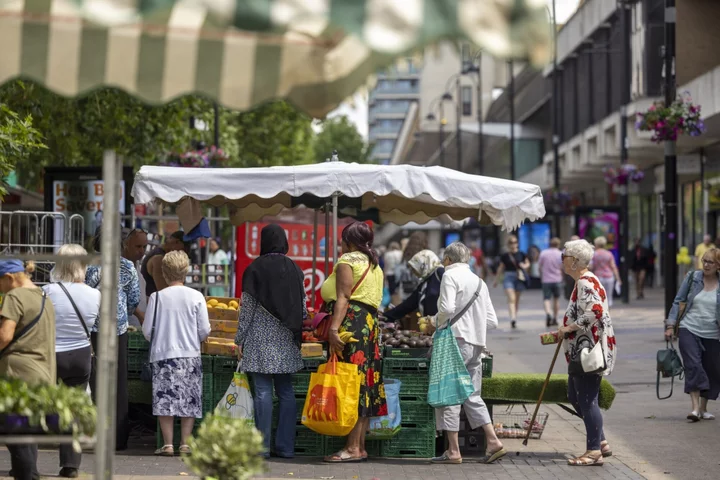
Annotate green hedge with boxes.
[482,373,616,410]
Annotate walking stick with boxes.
[522,337,564,446]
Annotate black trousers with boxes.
[7,445,39,480]
[56,345,92,469]
[90,332,129,450]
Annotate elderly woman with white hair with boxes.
[431,242,505,465]
[43,244,101,478]
[143,250,211,457]
[558,240,617,467]
[590,237,621,307]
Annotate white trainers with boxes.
[701,412,715,420]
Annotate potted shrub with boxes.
[183,413,266,480]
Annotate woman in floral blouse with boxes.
[321,222,386,463]
[558,239,616,467]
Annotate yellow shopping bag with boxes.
[301,354,361,436]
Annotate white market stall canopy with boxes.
[132,162,546,231]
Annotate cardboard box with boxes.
[202,337,237,356]
[210,330,236,340]
[301,343,323,358]
[210,320,238,333]
[206,296,240,321]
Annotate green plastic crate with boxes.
[287,426,326,457]
[201,355,213,373]
[326,436,381,457]
[398,400,434,428]
[382,357,430,376]
[482,355,493,378]
[301,357,325,372]
[391,375,429,398]
[213,356,238,373]
[380,426,436,458]
[202,374,214,413]
[127,331,150,351]
[127,350,148,380]
[271,398,304,427]
[212,373,234,405]
[291,373,311,395]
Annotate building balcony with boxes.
[369,104,410,123]
[369,125,403,139]
[369,87,420,103]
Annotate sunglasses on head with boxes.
[123,227,148,240]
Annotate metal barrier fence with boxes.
[0,210,85,284]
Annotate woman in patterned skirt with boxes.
[321,222,386,463]
[235,224,306,458]
[143,251,211,456]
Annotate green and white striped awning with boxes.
[0,0,550,117]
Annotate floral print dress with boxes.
[563,273,617,375]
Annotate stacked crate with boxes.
[127,331,150,380]
[380,357,436,458]
[270,357,326,456]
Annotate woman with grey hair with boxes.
[431,242,505,465]
[558,239,616,467]
[143,251,211,456]
[43,244,101,478]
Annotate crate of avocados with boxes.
[206,296,240,321]
[383,346,430,359]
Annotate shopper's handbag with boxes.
[301,354,361,436]
[367,378,402,439]
[568,332,607,375]
[312,264,372,341]
[427,281,482,408]
[656,341,684,400]
[0,293,47,360]
[140,293,160,382]
[508,253,530,287]
[216,363,254,423]
[56,283,96,367]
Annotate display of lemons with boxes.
[228,305,238,311]
[228,300,239,309]
[207,299,219,307]
[216,303,229,309]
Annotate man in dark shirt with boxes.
[140,231,187,297]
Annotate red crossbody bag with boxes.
[312,264,372,341]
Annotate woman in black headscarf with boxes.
[234,224,306,459]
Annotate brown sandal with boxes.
[568,451,603,466]
[601,441,612,458]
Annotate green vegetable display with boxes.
[183,413,266,480]
[0,377,96,451]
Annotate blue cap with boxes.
[0,260,24,276]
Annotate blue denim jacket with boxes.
[666,270,720,326]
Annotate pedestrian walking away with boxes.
[538,237,564,327]
[665,248,720,422]
[590,236,621,308]
[493,235,529,329]
[559,239,616,467]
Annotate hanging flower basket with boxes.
[635,92,705,143]
[163,146,229,168]
[602,164,644,185]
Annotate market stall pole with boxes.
[95,151,122,480]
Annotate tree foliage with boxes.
[0,103,46,197]
[313,116,373,164]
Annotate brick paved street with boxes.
[1,283,715,479]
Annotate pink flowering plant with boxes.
[164,145,229,167]
[603,164,644,185]
[635,92,705,143]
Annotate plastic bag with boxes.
[367,378,401,439]
[427,327,475,407]
[216,365,254,423]
[301,354,361,436]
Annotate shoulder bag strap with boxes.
[445,279,483,329]
[56,283,94,356]
[0,292,47,360]
[674,271,695,336]
[149,291,159,348]
[350,263,372,296]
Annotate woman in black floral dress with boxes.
[320,222,386,463]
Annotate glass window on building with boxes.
[462,86,472,116]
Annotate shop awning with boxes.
[0,0,550,117]
[132,162,547,230]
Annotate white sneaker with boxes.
[701,412,715,420]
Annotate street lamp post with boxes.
[550,0,561,237]
[462,52,484,175]
[619,0,631,304]
[426,92,455,167]
[508,60,516,180]
[663,0,677,317]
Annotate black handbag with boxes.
[656,341,684,400]
[141,293,160,382]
